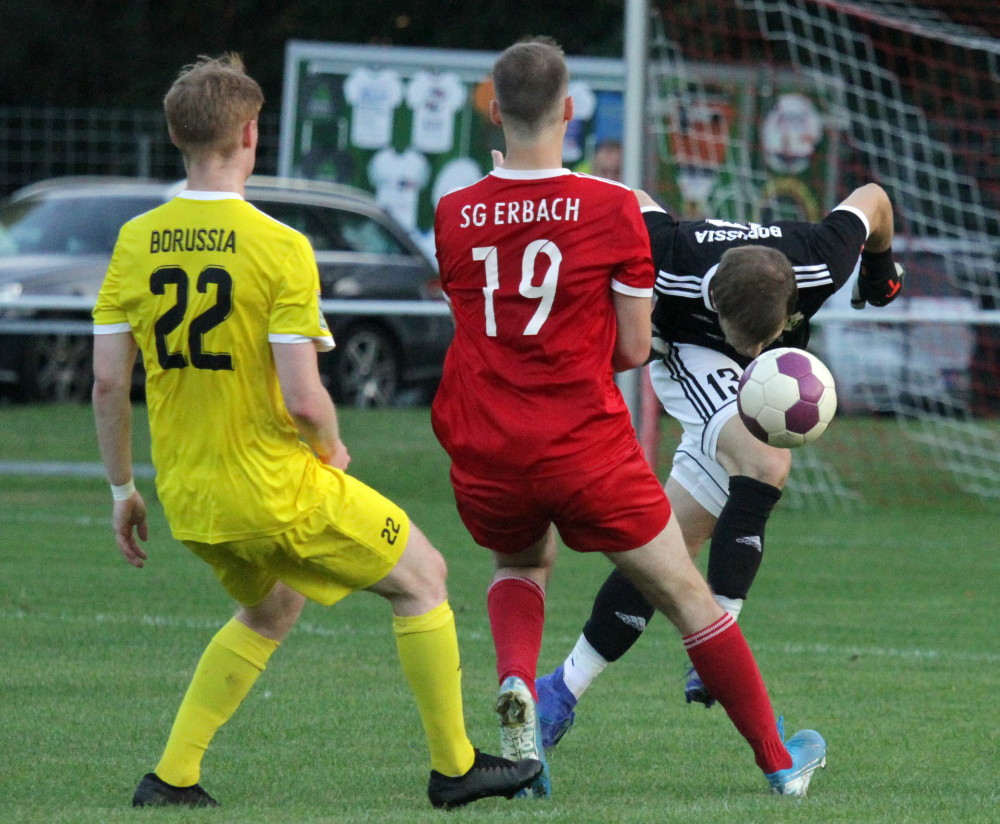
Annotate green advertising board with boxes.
[279,41,627,254]
[279,41,838,254]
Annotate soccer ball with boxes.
[737,347,837,448]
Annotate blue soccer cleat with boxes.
[536,665,577,750]
[684,663,717,708]
[765,721,827,797]
[496,676,551,799]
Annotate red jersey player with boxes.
[433,153,654,480]
[431,36,827,800]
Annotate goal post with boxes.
[642,0,1000,505]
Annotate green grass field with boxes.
[1,403,996,823]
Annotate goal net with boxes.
[645,0,1000,507]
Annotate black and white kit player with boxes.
[536,184,904,740]
[649,207,871,361]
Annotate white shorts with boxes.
[648,342,744,517]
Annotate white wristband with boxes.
[111,479,136,501]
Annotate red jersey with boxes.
[431,167,655,478]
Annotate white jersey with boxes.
[344,67,404,149]
[563,80,597,163]
[569,80,597,121]
[406,71,467,154]
[431,157,484,206]
[367,147,431,231]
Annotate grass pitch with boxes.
[0,403,996,823]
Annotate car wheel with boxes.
[328,323,401,408]
[15,332,93,403]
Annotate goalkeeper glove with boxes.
[851,247,905,309]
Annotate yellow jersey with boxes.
[94,190,335,543]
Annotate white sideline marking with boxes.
[627,632,1000,665]
[759,640,1000,664]
[0,607,996,664]
[0,608,365,639]
[0,460,155,478]
[4,511,105,526]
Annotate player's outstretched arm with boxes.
[837,183,894,252]
[838,183,905,308]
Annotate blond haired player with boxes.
[92,53,539,810]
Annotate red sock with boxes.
[683,614,791,773]
[487,576,545,699]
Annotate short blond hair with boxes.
[163,53,263,160]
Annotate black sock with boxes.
[581,568,656,662]
[706,475,782,600]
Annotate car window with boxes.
[253,199,410,256]
[253,200,351,252]
[0,194,162,256]
[337,212,410,256]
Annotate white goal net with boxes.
[646,0,1000,505]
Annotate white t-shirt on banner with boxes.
[431,157,484,206]
[406,71,467,154]
[344,67,404,149]
[563,80,598,163]
[368,148,431,231]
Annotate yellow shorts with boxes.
[184,469,410,607]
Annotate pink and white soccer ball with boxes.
[737,347,837,448]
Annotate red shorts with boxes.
[449,445,671,554]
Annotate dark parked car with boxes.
[0,176,452,406]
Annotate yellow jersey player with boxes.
[92,53,540,810]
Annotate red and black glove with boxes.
[851,247,905,309]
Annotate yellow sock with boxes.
[155,618,278,787]
[393,601,476,777]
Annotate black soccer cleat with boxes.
[131,772,220,808]
[427,749,543,809]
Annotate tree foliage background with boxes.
[0,0,626,108]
